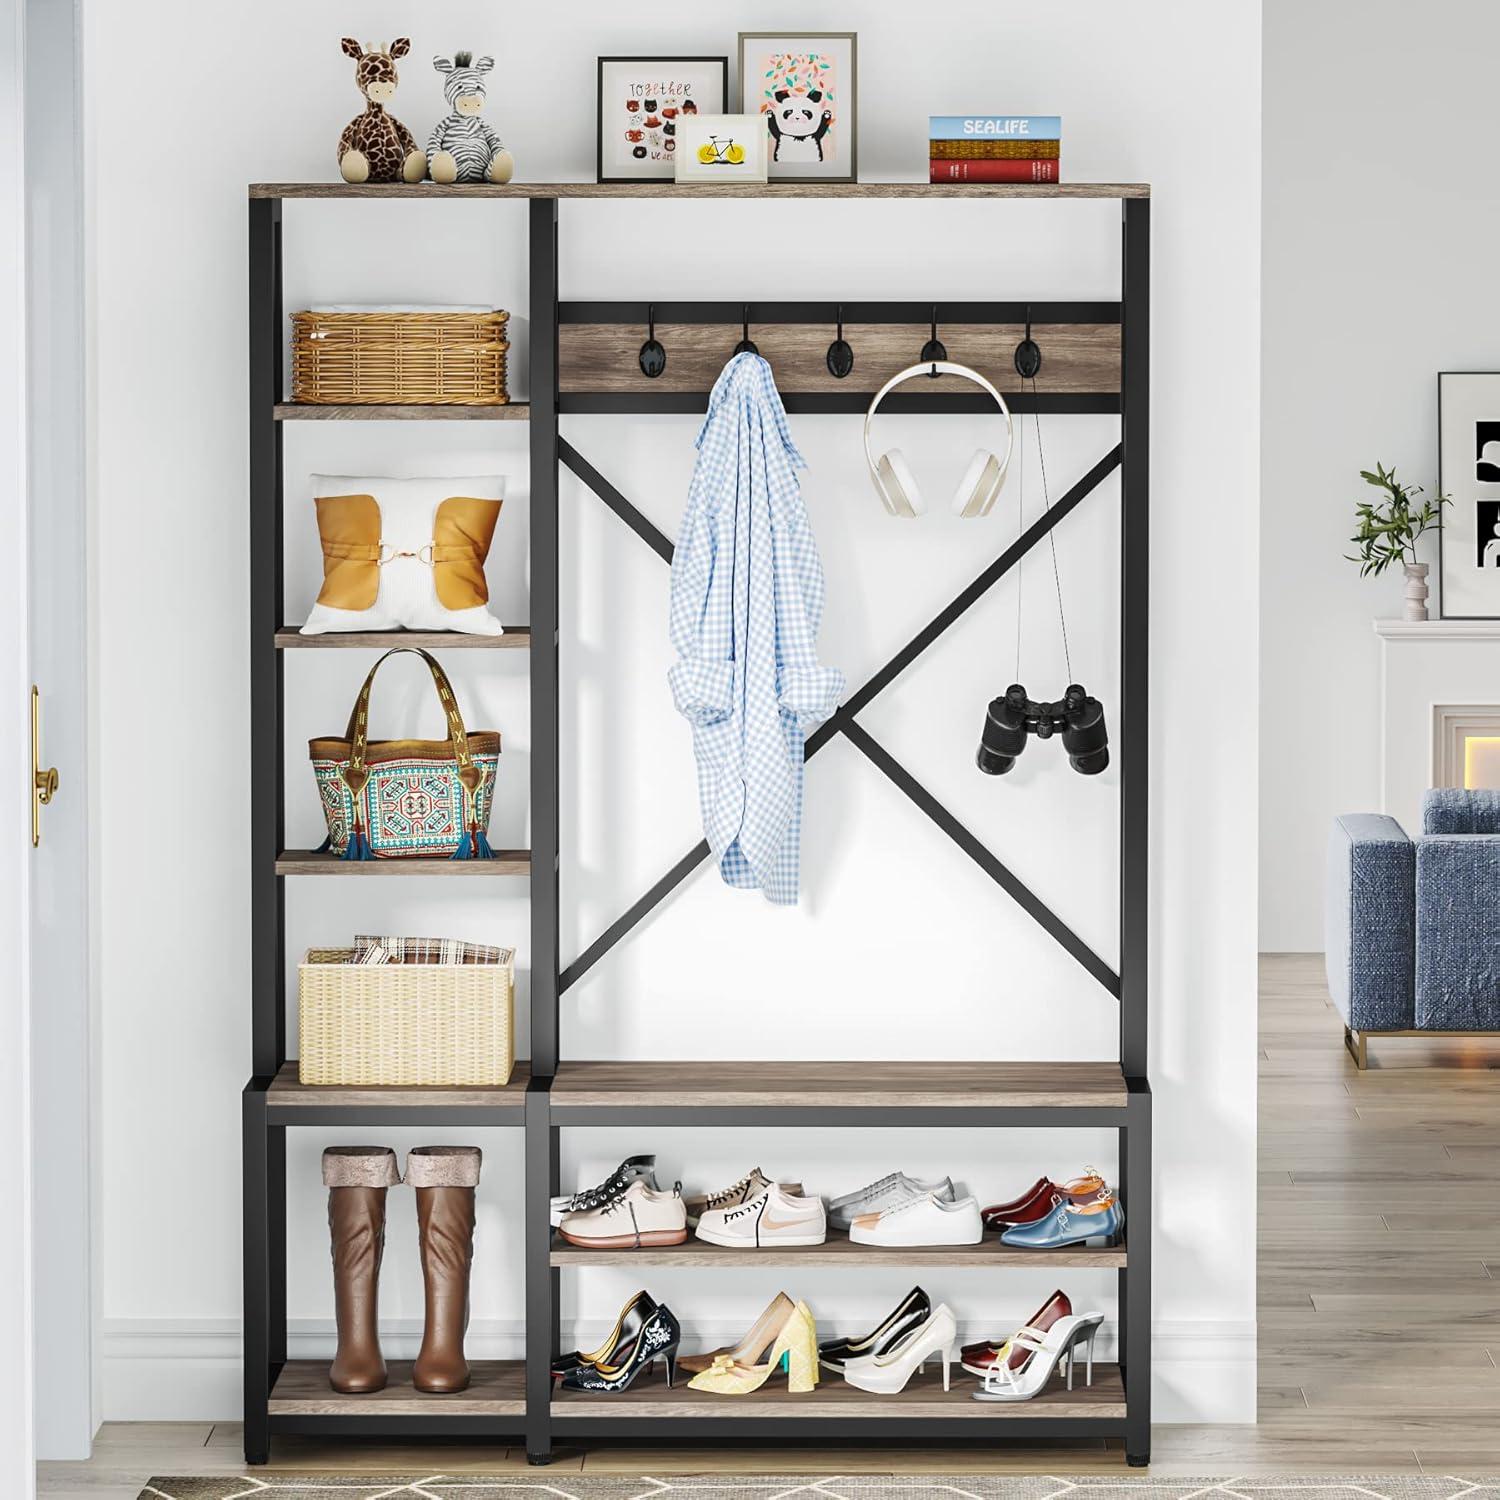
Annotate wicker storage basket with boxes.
[290,310,510,406]
[297,947,515,1086]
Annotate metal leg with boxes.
[525,1085,558,1466]
[1123,1081,1152,1466]
[242,1084,271,1465]
[1344,1026,1369,1069]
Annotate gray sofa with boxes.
[1326,788,1500,1066]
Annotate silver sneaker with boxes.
[827,1171,955,1232]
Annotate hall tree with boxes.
[241,179,1152,1464]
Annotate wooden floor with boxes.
[36,955,1500,1494]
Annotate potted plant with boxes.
[1347,461,1450,621]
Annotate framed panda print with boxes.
[596,56,729,183]
[1439,372,1500,617]
[737,32,858,183]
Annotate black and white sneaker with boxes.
[549,1154,658,1228]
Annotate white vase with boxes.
[1403,560,1430,622]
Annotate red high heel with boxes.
[960,1289,1071,1376]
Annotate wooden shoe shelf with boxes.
[241,181,1152,1466]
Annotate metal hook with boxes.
[734,303,759,356]
[826,302,854,379]
[638,303,666,379]
[1014,302,1042,380]
[919,304,947,377]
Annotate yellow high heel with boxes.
[687,1297,819,1395]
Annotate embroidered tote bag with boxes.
[309,647,499,860]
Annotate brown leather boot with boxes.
[322,1146,400,1394]
[408,1146,482,1394]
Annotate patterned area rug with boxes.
[134,1481,1500,1500]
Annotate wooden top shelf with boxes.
[548,1059,1130,1113]
[275,627,529,650]
[274,403,529,421]
[251,181,1150,201]
[276,848,531,876]
[551,1233,1125,1269]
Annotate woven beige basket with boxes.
[290,310,510,406]
[297,948,514,1086]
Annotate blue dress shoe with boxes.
[1000,1191,1124,1249]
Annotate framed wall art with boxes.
[1438,371,1500,618]
[737,31,857,183]
[673,113,768,185]
[596,55,728,182]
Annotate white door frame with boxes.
[0,0,38,1487]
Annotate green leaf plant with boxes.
[1346,461,1450,577]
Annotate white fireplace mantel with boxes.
[1373,618,1500,640]
[1376,617,1500,834]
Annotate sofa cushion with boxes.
[1423,787,1500,834]
[1416,834,1500,1029]
[1325,814,1415,1030]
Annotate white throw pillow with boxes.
[300,473,507,636]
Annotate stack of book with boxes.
[928,116,1061,183]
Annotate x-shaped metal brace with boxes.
[556,436,1124,1002]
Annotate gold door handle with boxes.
[31,685,59,848]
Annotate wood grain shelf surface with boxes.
[268,1059,530,1111]
[552,1362,1125,1419]
[550,1233,1125,1269]
[275,848,531,876]
[548,1060,1129,1111]
[252,182,1150,201]
[274,403,529,421]
[268,1359,525,1416]
[275,626,530,650]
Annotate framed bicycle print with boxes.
[737,31,857,182]
[596,55,729,183]
[673,113,769,184]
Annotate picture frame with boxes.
[596,55,729,183]
[672,113,769,186]
[737,31,857,183]
[1438,371,1500,618]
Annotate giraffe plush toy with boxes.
[337,38,426,184]
[428,52,514,184]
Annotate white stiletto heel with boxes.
[971,1313,1104,1403]
[842,1304,959,1395]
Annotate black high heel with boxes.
[552,1289,658,1379]
[556,1303,682,1393]
[818,1286,931,1372]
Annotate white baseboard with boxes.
[102,1316,1256,1425]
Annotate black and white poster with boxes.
[1439,373,1500,616]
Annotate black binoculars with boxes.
[976,683,1110,777]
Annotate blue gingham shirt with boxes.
[669,354,844,905]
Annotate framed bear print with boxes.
[1439,372,1500,618]
[737,32,857,183]
[596,56,729,183]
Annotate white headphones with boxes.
[862,360,1016,518]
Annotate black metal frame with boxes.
[243,189,1151,1469]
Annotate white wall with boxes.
[1260,0,1500,951]
[89,0,1260,1424]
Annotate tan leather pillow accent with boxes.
[314,494,382,610]
[432,496,502,610]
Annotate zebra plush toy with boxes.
[428,52,515,184]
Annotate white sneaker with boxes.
[557,1179,688,1248]
[849,1191,983,1247]
[827,1172,955,1232]
[695,1182,828,1248]
[684,1167,806,1227]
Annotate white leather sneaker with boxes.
[848,1191,983,1247]
[684,1167,806,1227]
[827,1172,955,1232]
[557,1179,688,1248]
[695,1182,828,1248]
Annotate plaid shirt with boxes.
[668,354,843,905]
